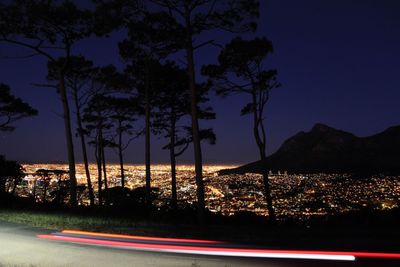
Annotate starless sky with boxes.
[0,0,399,164]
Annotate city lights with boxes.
[20,163,400,220]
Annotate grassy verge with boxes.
[0,207,260,241]
[0,207,278,243]
[0,208,195,238]
[0,209,132,232]
[1,204,400,251]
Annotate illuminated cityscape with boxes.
[20,163,400,220]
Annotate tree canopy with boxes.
[0,83,37,132]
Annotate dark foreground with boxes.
[0,221,399,267]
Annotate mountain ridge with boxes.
[219,123,400,175]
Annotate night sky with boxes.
[0,0,399,165]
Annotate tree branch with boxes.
[31,83,58,89]
[174,141,189,157]
[0,52,41,59]
[193,39,223,50]
[0,36,55,62]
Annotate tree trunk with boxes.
[11,181,17,195]
[262,173,275,221]
[5,180,10,193]
[100,133,108,192]
[101,142,108,206]
[0,178,5,193]
[185,13,205,224]
[169,113,177,209]
[42,178,48,203]
[145,61,151,205]
[251,92,275,222]
[118,120,125,188]
[58,73,77,206]
[95,130,103,205]
[72,88,94,206]
[5,180,11,193]
[32,178,37,202]
[56,176,62,205]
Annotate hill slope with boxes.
[220,123,400,175]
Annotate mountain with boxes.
[219,123,400,175]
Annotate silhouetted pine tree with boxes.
[0,83,37,132]
[152,62,216,209]
[118,11,183,206]
[83,94,113,205]
[202,37,280,222]
[47,56,96,206]
[106,96,142,189]
[0,0,95,206]
[146,0,259,223]
[0,156,24,195]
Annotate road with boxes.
[0,221,399,267]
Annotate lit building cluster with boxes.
[20,164,400,220]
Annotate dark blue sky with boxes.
[1,0,400,164]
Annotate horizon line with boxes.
[20,161,243,166]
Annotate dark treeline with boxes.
[0,0,280,223]
[0,83,37,195]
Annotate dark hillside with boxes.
[220,124,400,175]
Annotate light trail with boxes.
[37,230,400,262]
[61,230,224,244]
[38,233,356,261]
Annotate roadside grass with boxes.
[0,209,119,231]
[0,206,288,244]
[1,204,400,251]
[0,207,264,242]
[0,208,168,236]
[0,207,246,240]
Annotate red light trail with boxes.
[37,230,400,262]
